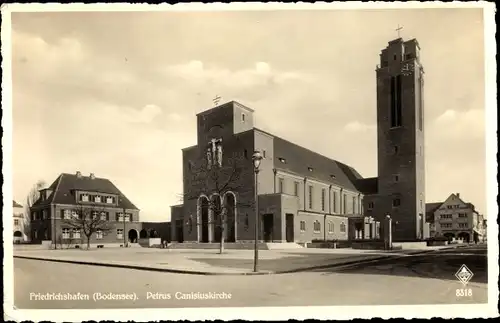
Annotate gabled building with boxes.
[426,193,485,242]
[29,171,146,245]
[13,200,27,243]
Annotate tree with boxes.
[180,145,255,254]
[25,180,46,241]
[61,204,115,249]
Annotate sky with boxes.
[9,6,489,222]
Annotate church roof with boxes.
[13,200,23,208]
[31,173,139,210]
[260,130,365,192]
[353,177,379,195]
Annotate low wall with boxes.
[392,241,427,250]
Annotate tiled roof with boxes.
[13,200,23,208]
[425,202,442,222]
[32,173,139,210]
[271,135,362,192]
[354,177,379,195]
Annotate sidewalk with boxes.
[13,245,452,276]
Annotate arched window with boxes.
[328,222,334,233]
[340,222,346,233]
[313,220,321,233]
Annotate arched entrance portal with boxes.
[458,232,470,243]
[200,197,209,242]
[443,232,455,242]
[128,229,138,243]
[139,229,148,239]
[212,195,223,243]
[225,193,236,242]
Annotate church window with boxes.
[308,186,313,209]
[241,113,245,122]
[368,202,374,210]
[418,76,423,131]
[300,221,306,232]
[393,54,397,60]
[392,198,401,207]
[394,174,399,182]
[343,195,347,214]
[313,221,321,233]
[390,76,403,127]
[294,182,299,197]
[279,178,285,193]
[263,150,266,158]
[340,222,346,233]
[244,149,248,159]
[394,146,399,154]
[321,189,326,211]
[333,192,337,213]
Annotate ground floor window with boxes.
[72,229,81,239]
[328,222,334,233]
[300,221,306,232]
[117,229,123,239]
[340,222,346,233]
[313,220,321,233]
[62,228,70,239]
[96,230,103,240]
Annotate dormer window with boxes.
[330,174,336,179]
[278,158,286,164]
[81,194,89,202]
[308,167,314,172]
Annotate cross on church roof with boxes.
[395,24,403,38]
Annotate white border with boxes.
[2,2,498,321]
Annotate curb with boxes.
[13,255,273,276]
[13,247,447,276]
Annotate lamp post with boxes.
[385,214,392,250]
[252,150,263,272]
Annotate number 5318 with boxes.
[456,288,472,297]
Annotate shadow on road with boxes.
[192,246,488,285]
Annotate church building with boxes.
[170,37,429,244]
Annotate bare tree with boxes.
[61,204,115,250]
[25,180,46,241]
[180,148,255,254]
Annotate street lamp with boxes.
[252,150,263,272]
[385,214,392,250]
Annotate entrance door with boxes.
[201,203,209,243]
[175,220,184,243]
[263,214,274,242]
[285,214,294,242]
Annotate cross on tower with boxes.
[213,95,221,107]
[395,24,403,38]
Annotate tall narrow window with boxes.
[418,76,423,131]
[352,197,356,214]
[321,189,326,211]
[333,192,337,213]
[396,75,402,126]
[390,76,403,127]
[294,181,299,197]
[279,178,284,193]
[390,76,397,127]
[309,185,313,209]
[343,195,347,214]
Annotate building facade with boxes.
[427,193,486,243]
[13,200,28,243]
[362,37,429,241]
[170,101,381,244]
[30,171,168,246]
[170,36,429,244]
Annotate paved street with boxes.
[13,245,487,309]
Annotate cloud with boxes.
[344,121,376,133]
[432,109,485,140]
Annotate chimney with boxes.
[456,193,460,198]
[76,171,82,178]
[90,173,95,179]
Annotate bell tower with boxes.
[375,37,426,241]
